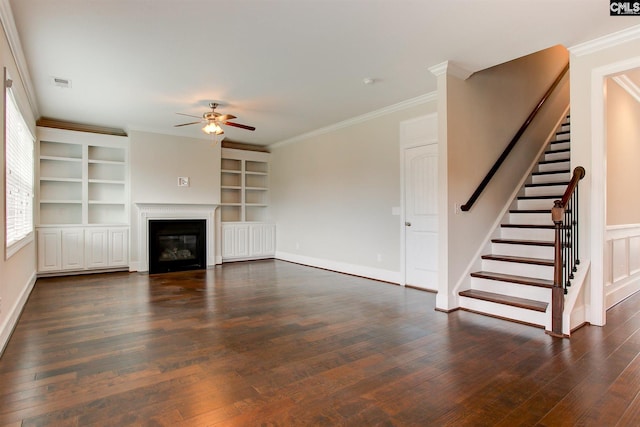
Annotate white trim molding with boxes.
[276,251,401,285]
[569,24,640,57]
[428,61,473,80]
[605,224,640,309]
[134,203,218,272]
[0,0,39,118]
[270,92,437,149]
[0,272,36,357]
[612,74,640,103]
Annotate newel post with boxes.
[551,200,565,337]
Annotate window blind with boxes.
[5,81,34,255]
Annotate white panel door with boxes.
[404,144,438,289]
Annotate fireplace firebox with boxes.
[148,219,206,274]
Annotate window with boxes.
[5,75,34,258]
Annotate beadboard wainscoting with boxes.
[605,224,640,308]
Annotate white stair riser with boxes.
[471,276,552,301]
[500,227,555,241]
[517,198,559,210]
[560,123,570,131]
[459,296,548,327]
[508,213,552,225]
[531,172,571,184]
[524,185,568,197]
[554,132,570,141]
[538,161,570,173]
[480,260,554,281]
[544,151,571,162]
[491,242,554,259]
[549,141,570,151]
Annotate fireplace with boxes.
[148,219,206,274]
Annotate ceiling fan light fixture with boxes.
[202,121,223,135]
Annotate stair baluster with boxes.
[551,166,585,336]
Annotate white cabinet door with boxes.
[222,223,275,261]
[85,228,109,269]
[250,223,276,257]
[61,228,84,270]
[222,223,250,259]
[38,229,61,272]
[109,228,128,267]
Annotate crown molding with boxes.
[612,74,640,104]
[569,24,640,57]
[0,0,39,118]
[270,91,437,149]
[428,60,473,80]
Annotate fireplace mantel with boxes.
[135,203,218,272]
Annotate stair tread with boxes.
[538,158,570,165]
[501,223,555,229]
[518,194,563,200]
[550,139,570,144]
[556,130,570,135]
[459,289,549,312]
[545,148,571,154]
[471,270,554,287]
[510,208,571,214]
[532,169,570,176]
[525,181,570,188]
[492,238,555,247]
[481,254,554,267]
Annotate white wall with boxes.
[436,46,570,309]
[0,12,37,355]
[270,101,436,282]
[606,77,640,225]
[569,25,640,325]
[128,130,221,268]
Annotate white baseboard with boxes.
[606,274,640,309]
[276,251,401,284]
[129,261,139,272]
[0,272,37,357]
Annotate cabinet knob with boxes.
[405,222,412,227]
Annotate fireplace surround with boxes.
[134,203,218,272]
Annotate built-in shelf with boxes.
[37,127,129,227]
[220,148,270,223]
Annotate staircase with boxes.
[459,115,571,328]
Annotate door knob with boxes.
[405,222,412,227]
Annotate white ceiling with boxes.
[8,0,639,146]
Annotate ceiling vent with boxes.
[49,76,71,88]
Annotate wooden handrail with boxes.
[461,62,569,212]
[558,166,585,208]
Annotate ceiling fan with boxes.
[175,102,256,135]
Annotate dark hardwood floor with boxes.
[1,259,639,426]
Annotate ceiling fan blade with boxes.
[174,121,202,127]
[176,112,202,119]
[216,114,236,122]
[224,121,256,131]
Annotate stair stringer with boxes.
[562,259,591,335]
[451,107,570,311]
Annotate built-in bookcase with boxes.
[36,127,130,275]
[37,128,128,226]
[220,148,269,222]
[220,148,274,262]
